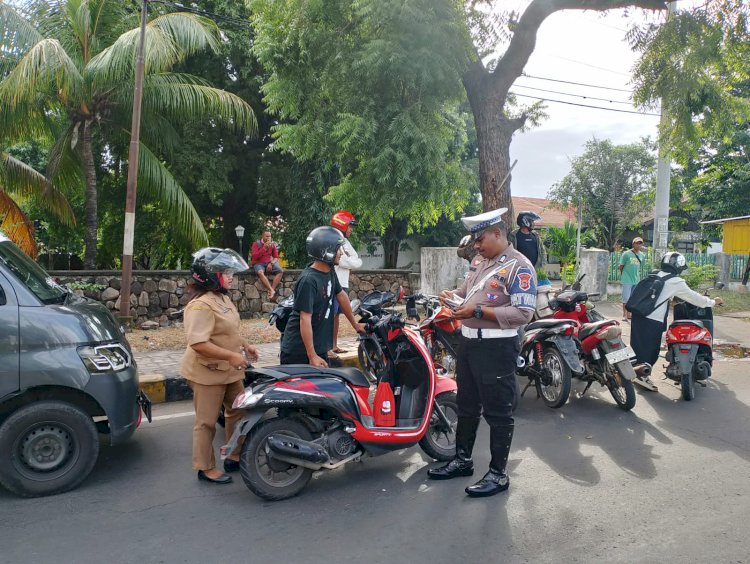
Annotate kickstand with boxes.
[581,381,593,396]
[521,379,535,398]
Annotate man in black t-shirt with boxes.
[508,211,547,269]
[280,227,365,367]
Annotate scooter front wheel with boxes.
[239,418,313,501]
[419,392,458,461]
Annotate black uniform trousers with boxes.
[455,334,520,471]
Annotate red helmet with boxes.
[331,210,358,231]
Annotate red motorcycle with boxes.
[546,277,644,411]
[221,294,458,501]
[665,299,715,401]
[405,294,462,376]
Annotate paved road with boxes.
[2,358,749,563]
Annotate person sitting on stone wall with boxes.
[250,230,283,301]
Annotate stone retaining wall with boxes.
[50,269,412,327]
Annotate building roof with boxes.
[511,196,576,228]
[700,214,750,225]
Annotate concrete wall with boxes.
[50,269,412,327]
[357,237,421,270]
[420,247,469,296]
[579,248,609,301]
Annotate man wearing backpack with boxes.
[628,252,723,391]
[619,237,645,321]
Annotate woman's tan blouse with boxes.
[180,292,244,385]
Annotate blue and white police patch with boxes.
[510,266,537,310]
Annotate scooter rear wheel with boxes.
[536,348,572,409]
[240,418,313,501]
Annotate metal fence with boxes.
[730,254,748,280]
[608,250,719,283]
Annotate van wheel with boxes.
[0,401,99,497]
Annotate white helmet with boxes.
[661,251,687,274]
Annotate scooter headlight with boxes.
[233,391,264,409]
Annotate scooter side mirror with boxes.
[350,299,361,314]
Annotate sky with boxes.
[506,5,666,199]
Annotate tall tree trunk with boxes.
[382,218,408,269]
[81,121,98,269]
[464,64,523,220]
[458,0,667,222]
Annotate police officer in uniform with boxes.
[427,208,537,497]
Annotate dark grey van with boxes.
[0,232,150,497]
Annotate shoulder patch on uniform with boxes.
[516,269,534,291]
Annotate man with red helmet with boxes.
[330,210,362,357]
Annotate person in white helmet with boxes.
[629,251,723,392]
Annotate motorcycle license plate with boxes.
[605,346,635,364]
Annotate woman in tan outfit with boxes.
[181,248,259,484]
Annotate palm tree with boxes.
[0,150,75,257]
[0,0,257,267]
[546,220,578,273]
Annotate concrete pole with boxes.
[119,0,148,324]
[653,1,678,263]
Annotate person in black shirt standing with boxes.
[280,227,365,367]
[508,211,547,269]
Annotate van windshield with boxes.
[0,241,67,304]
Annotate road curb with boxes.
[140,350,361,404]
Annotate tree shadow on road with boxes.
[512,379,672,486]
[634,365,750,463]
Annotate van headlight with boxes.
[78,344,132,373]
[233,391,264,409]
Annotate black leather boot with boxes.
[465,468,509,497]
[465,424,513,497]
[427,417,479,480]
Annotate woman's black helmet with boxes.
[191,247,249,291]
[306,226,345,264]
[517,211,542,229]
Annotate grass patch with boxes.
[713,289,750,315]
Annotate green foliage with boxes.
[545,220,578,270]
[560,264,576,285]
[630,2,750,162]
[682,262,718,290]
[536,267,549,282]
[548,137,656,251]
[250,0,474,244]
[0,0,258,266]
[65,281,105,293]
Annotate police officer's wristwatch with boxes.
[473,305,483,319]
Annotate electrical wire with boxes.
[509,92,660,116]
[521,74,632,93]
[512,84,634,106]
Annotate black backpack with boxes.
[625,272,675,317]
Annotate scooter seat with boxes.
[526,319,577,331]
[578,320,613,340]
[261,364,371,388]
[669,319,704,329]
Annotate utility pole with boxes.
[119,0,148,323]
[653,1,678,263]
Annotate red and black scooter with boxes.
[221,293,458,501]
[665,299,715,401]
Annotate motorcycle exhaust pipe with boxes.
[633,363,652,378]
[266,434,331,469]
